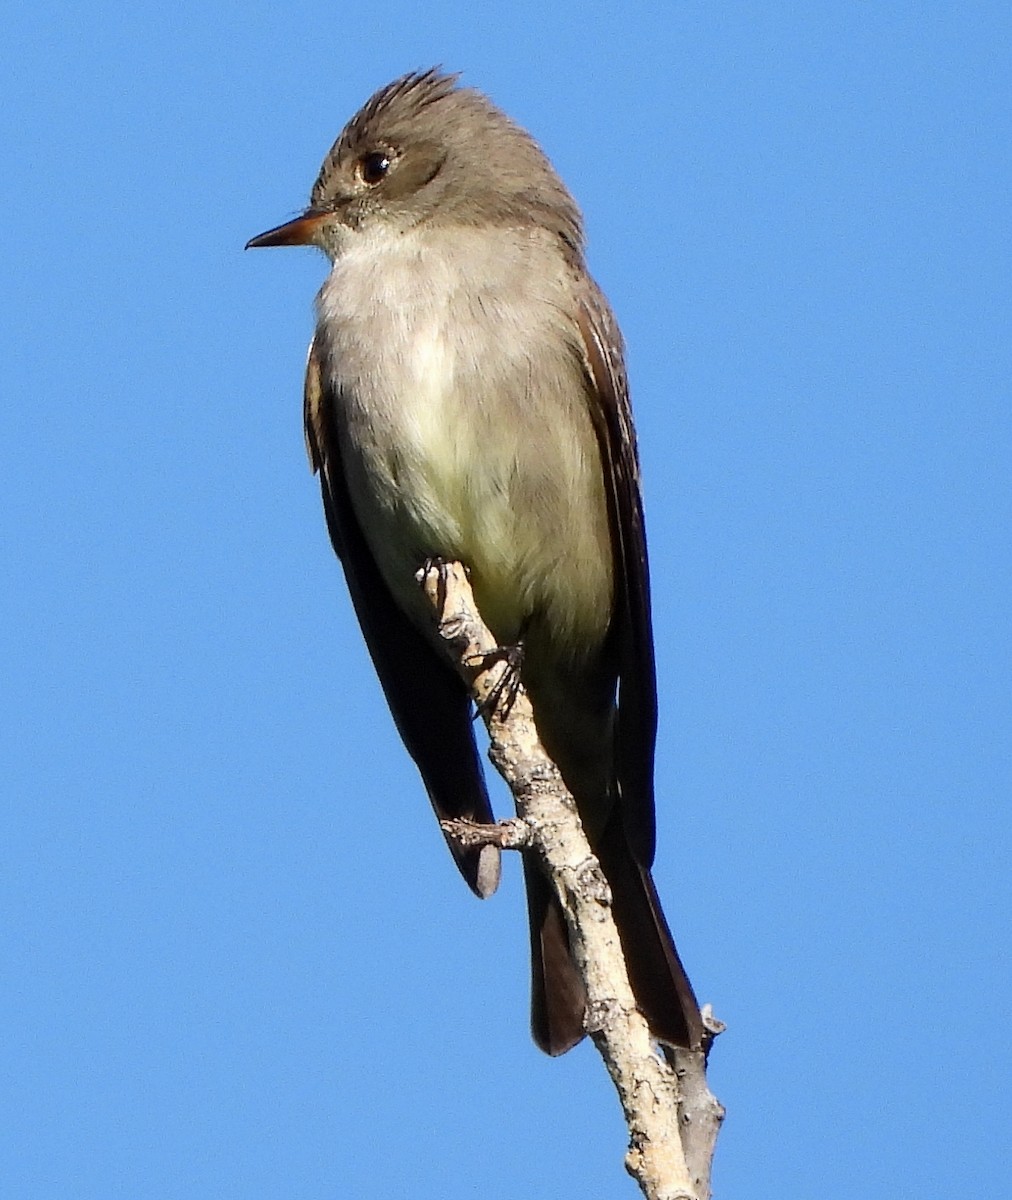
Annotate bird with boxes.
[247,68,702,1055]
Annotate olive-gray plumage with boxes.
[248,69,702,1054]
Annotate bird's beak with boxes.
[245,210,328,249]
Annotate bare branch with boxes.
[418,560,723,1200]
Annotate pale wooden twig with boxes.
[417,560,723,1200]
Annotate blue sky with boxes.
[2,3,1009,1197]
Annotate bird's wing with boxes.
[304,334,501,898]
[575,282,659,867]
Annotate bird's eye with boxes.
[357,152,391,185]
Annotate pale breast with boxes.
[316,224,614,656]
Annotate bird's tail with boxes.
[525,809,703,1055]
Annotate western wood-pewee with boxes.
[247,69,702,1054]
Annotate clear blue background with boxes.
[3,4,1009,1197]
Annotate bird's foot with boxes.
[470,642,524,721]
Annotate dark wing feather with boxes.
[574,287,704,1049]
[304,335,501,898]
[575,284,659,867]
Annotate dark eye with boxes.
[357,151,391,185]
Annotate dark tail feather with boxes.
[523,857,586,1055]
[595,810,704,1049]
[523,813,703,1054]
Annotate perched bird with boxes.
[247,69,702,1054]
